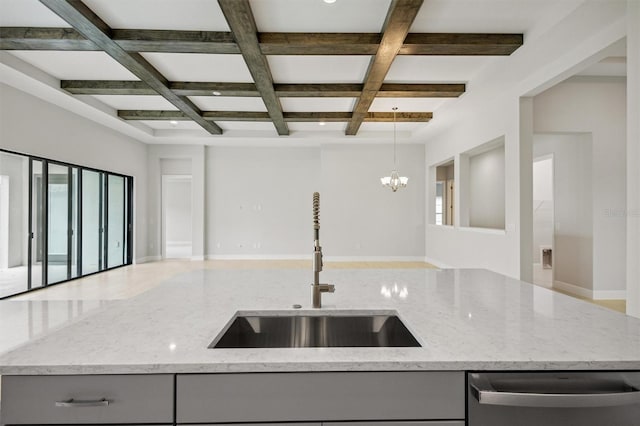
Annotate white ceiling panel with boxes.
[280,98,356,112]
[217,122,277,131]
[410,0,557,33]
[0,0,72,27]
[91,95,177,110]
[268,56,372,84]
[8,51,139,80]
[189,97,267,112]
[385,56,493,83]
[141,53,254,82]
[139,120,203,130]
[288,122,346,132]
[83,0,230,31]
[369,98,450,112]
[250,0,391,32]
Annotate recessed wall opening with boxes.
[434,159,455,226]
[463,137,506,230]
[162,175,193,260]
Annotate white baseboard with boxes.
[134,256,161,264]
[553,280,626,300]
[206,254,309,260]
[205,255,427,262]
[593,290,626,300]
[323,256,427,262]
[553,280,592,299]
[423,256,452,269]
[191,255,205,261]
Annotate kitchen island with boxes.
[1,268,639,424]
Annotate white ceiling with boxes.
[409,0,561,33]
[0,0,572,143]
[84,0,231,31]
[250,0,391,32]
[8,51,139,80]
[140,53,255,82]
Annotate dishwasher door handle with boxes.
[470,375,640,408]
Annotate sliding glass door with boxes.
[47,163,69,285]
[0,151,30,297]
[107,174,125,269]
[82,170,103,275]
[30,159,45,290]
[0,149,133,299]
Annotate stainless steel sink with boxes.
[210,313,421,348]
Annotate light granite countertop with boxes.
[0,268,639,374]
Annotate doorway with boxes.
[162,175,193,259]
[532,155,554,288]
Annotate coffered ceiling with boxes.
[0,0,566,142]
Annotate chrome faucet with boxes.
[312,192,334,308]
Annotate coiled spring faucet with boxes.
[312,192,334,308]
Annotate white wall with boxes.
[627,0,640,317]
[534,78,626,296]
[534,134,593,292]
[468,144,506,229]
[322,144,425,259]
[423,0,628,281]
[0,83,149,263]
[207,147,320,257]
[0,174,9,268]
[145,144,426,260]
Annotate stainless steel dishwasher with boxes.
[468,371,640,425]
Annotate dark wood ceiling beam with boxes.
[401,33,524,55]
[259,33,381,55]
[1,27,523,56]
[38,0,222,135]
[171,82,258,96]
[346,0,424,135]
[363,111,432,121]
[0,27,98,50]
[274,84,363,98]
[218,0,289,135]
[62,80,155,95]
[61,80,465,98]
[112,29,239,53]
[119,110,432,122]
[118,110,189,120]
[378,83,464,97]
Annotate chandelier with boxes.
[380,107,408,192]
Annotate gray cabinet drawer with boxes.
[184,424,321,426]
[177,372,465,423]
[325,423,465,426]
[1,374,174,424]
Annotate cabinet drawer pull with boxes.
[55,398,110,408]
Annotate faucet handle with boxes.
[319,283,335,293]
